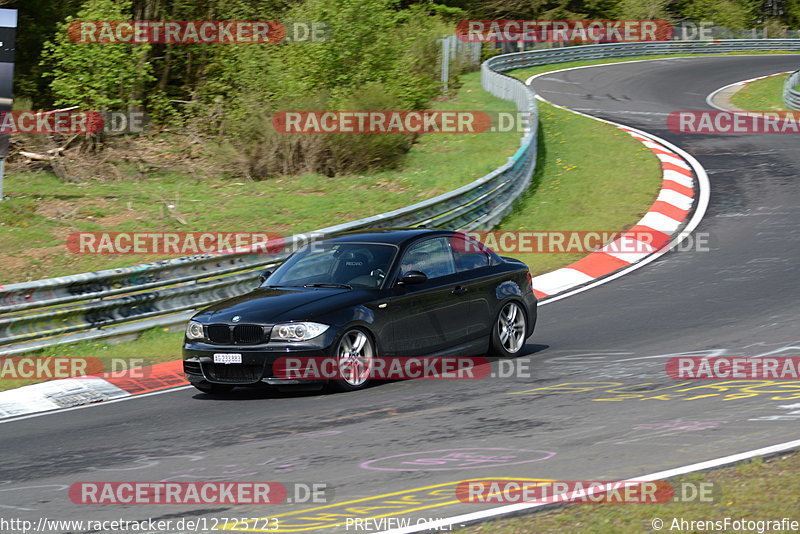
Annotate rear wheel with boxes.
[192,382,235,394]
[329,328,375,392]
[490,301,527,357]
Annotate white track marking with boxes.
[379,437,800,533]
[657,189,694,210]
[530,268,595,296]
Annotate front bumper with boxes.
[183,330,338,386]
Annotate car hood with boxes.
[192,286,371,324]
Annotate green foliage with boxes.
[11,0,84,107]
[615,0,670,19]
[40,0,154,109]
[193,0,455,178]
[680,0,758,28]
[0,197,39,227]
[785,0,800,26]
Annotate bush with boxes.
[194,0,455,178]
[233,85,415,178]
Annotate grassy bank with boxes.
[730,72,791,111]
[456,451,800,533]
[495,102,661,275]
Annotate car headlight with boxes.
[271,322,329,342]
[186,321,205,340]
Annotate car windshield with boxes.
[264,242,397,289]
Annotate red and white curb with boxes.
[530,127,698,299]
[0,360,188,421]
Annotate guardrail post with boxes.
[440,37,451,95]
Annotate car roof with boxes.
[321,228,454,247]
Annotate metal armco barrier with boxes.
[2,39,799,355]
[784,70,800,110]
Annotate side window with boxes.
[399,238,456,279]
[451,235,491,272]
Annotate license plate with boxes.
[213,353,242,364]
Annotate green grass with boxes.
[0,70,519,284]
[496,102,661,275]
[0,327,184,392]
[455,452,800,533]
[730,73,790,111]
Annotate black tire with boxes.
[193,382,235,394]
[329,327,375,392]
[490,301,527,357]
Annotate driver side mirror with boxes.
[258,270,273,284]
[397,270,428,286]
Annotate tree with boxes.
[786,0,800,25]
[40,0,154,110]
[616,0,671,19]
[680,0,758,28]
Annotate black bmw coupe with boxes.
[183,229,537,393]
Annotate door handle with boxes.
[451,286,468,295]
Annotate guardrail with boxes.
[783,70,800,110]
[3,39,800,355]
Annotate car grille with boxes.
[233,325,264,344]
[207,363,264,383]
[207,324,232,344]
[206,324,269,345]
[183,360,202,375]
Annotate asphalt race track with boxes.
[1,55,799,533]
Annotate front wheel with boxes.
[192,382,235,395]
[329,328,375,392]
[490,301,527,357]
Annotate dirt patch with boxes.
[96,207,140,226]
[8,133,244,184]
[0,254,28,274]
[24,244,67,261]
[35,198,81,220]
[373,179,411,193]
